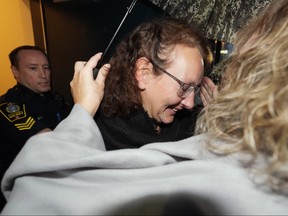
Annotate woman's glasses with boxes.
[152,62,200,98]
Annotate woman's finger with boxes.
[200,76,218,106]
[200,86,210,106]
[83,53,102,74]
[74,61,86,73]
[96,64,110,84]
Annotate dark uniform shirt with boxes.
[0,84,70,210]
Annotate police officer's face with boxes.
[12,50,51,93]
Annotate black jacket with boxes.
[95,106,202,150]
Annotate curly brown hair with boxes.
[101,17,211,117]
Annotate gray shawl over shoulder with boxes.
[1,105,287,215]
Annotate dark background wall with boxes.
[30,0,167,105]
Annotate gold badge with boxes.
[6,103,20,113]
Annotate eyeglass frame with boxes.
[150,61,201,98]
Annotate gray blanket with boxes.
[1,105,287,215]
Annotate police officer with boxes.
[0,45,71,209]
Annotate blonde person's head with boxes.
[196,0,288,194]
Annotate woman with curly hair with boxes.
[95,17,213,150]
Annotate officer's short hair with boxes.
[9,45,48,68]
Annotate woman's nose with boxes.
[180,93,195,109]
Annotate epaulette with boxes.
[0,102,35,130]
[0,94,5,103]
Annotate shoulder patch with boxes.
[0,102,36,130]
[0,102,27,122]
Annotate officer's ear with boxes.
[135,57,153,89]
[11,65,20,80]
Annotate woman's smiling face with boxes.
[141,45,204,124]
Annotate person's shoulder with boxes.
[0,85,17,102]
[0,94,4,103]
[0,102,26,123]
[0,84,32,103]
[0,101,47,135]
[0,86,23,120]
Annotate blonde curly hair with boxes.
[196,0,288,194]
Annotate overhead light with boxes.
[220,50,228,54]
